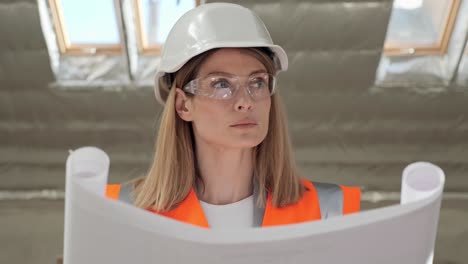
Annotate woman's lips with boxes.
[230,124,257,129]
[231,118,257,128]
[231,118,257,127]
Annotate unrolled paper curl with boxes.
[401,162,445,264]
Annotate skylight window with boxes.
[49,0,122,54]
[457,42,468,86]
[135,0,199,54]
[39,0,202,85]
[384,0,460,56]
[393,0,423,10]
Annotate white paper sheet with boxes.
[64,147,445,264]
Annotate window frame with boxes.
[48,0,124,55]
[133,0,201,55]
[384,0,461,56]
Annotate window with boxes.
[49,0,123,54]
[384,0,461,56]
[457,42,468,86]
[375,0,467,87]
[134,0,200,54]
[40,0,203,85]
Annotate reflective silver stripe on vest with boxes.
[252,180,265,227]
[116,181,344,221]
[118,183,134,205]
[312,182,343,219]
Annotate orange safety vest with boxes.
[106,179,360,228]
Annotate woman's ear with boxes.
[174,88,193,121]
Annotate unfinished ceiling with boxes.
[0,0,467,263]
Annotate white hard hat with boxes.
[154,2,288,105]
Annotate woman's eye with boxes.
[251,78,268,89]
[212,80,231,89]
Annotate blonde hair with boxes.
[133,48,305,211]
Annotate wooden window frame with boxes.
[49,0,123,55]
[384,0,461,56]
[134,0,201,55]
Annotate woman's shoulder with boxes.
[300,178,360,191]
[105,184,121,200]
[300,178,361,214]
[105,177,144,201]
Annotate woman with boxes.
[106,3,360,228]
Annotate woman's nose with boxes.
[233,85,254,111]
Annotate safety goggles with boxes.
[183,72,276,100]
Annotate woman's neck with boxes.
[195,143,254,205]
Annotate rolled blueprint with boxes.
[401,162,445,264]
[64,147,109,264]
[401,162,445,203]
[66,147,110,195]
[63,148,445,264]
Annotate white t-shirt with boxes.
[200,195,255,229]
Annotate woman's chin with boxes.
[225,137,265,149]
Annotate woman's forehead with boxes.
[197,48,267,76]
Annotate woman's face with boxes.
[176,48,271,149]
